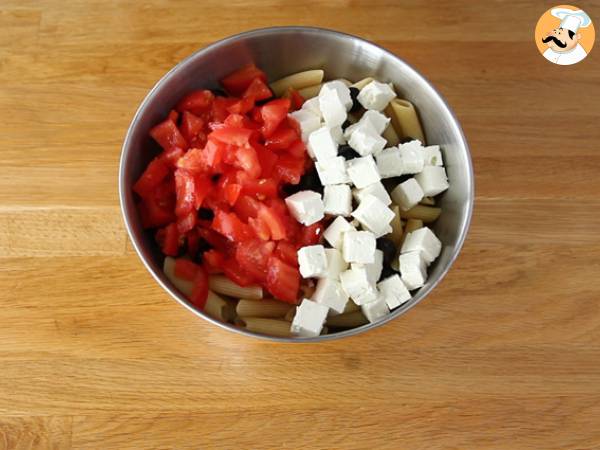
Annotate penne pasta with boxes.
[284,308,296,322]
[386,99,425,144]
[382,121,400,146]
[420,196,435,206]
[351,77,374,90]
[404,218,424,234]
[163,256,194,298]
[205,291,236,322]
[240,317,292,337]
[236,299,293,319]
[398,205,441,223]
[297,83,322,99]
[270,70,324,97]
[209,275,263,300]
[391,249,400,272]
[342,299,360,314]
[387,205,404,246]
[326,311,369,328]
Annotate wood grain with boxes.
[1,1,600,449]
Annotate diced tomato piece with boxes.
[211,126,256,148]
[282,215,301,243]
[155,223,180,256]
[260,98,291,138]
[138,196,174,229]
[232,145,261,179]
[204,138,226,170]
[203,249,225,274]
[211,210,252,242]
[243,77,273,101]
[224,183,242,206]
[235,239,275,282]
[168,109,179,122]
[150,118,187,151]
[239,177,278,199]
[258,204,287,241]
[186,228,200,258]
[174,258,200,281]
[153,178,176,211]
[287,140,307,158]
[179,111,205,144]
[274,155,305,185]
[176,210,197,234]
[211,97,238,123]
[248,216,271,241]
[193,174,212,210]
[266,197,288,216]
[285,87,305,111]
[174,169,196,217]
[176,90,214,115]
[227,96,255,115]
[298,221,325,247]
[161,146,185,168]
[275,241,298,267]
[253,143,278,178]
[266,256,300,303]
[190,265,209,309]
[198,228,233,254]
[265,126,299,151]
[177,147,207,173]
[250,106,263,124]
[133,157,169,198]
[222,258,256,286]
[220,63,267,96]
[233,195,261,221]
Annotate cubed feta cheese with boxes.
[399,251,428,290]
[342,121,361,140]
[373,224,393,239]
[297,245,328,279]
[390,178,425,211]
[422,145,443,166]
[315,156,350,185]
[346,155,381,189]
[325,248,348,279]
[351,249,383,284]
[285,191,324,226]
[302,97,322,118]
[319,84,347,127]
[312,277,349,314]
[361,294,391,323]
[351,194,395,237]
[339,266,378,305]
[342,230,376,264]
[414,165,449,197]
[291,299,329,337]
[323,216,356,249]
[377,274,411,309]
[323,184,352,216]
[348,122,387,156]
[353,181,391,206]
[289,109,321,143]
[308,126,338,162]
[330,125,346,145]
[357,80,397,111]
[343,110,390,140]
[321,80,353,110]
[401,227,442,264]
[375,147,404,178]
[398,140,425,174]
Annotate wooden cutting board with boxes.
[1,1,599,448]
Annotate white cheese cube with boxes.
[308,126,338,162]
[398,140,425,174]
[351,194,395,237]
[351,249,383,284]
[323,184,352,216]
[289,109,321,143]
[401,227,442,264]
[399,251,428,290]
[321,80,353,111]
[414,165,449,197]
[342,230,376,264]
[315,156,350,185]
[353,181,392,206]
[339,266,378,305]
[377,274,411,309]
[312,277,348,314]
[422,145,443,166]
[323,216,355,249]
[346,155,381,189]
[302,97,322,118]
[325,248,348,279]
[375,147,404,178]
[291,299,329,337]
[330,125,346,145]
[297,245,328,279]
[357,80,397,111]
[390,178,425,211]
[342,121,361,140]
[373,224,393,239]
[285,190,324,226]
[361,294,391,323]
[343,110,390,140]
[318,84,347,127]
[348,124,387,157]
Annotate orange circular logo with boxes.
[535,5,595,65]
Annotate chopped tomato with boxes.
[243,77,273,101]
[211,210,252,242]
[204,139,226,170]
[247,216,270,241]
[221,63,267,96]
[260,98,291,138]
[176,147,207,173]
[153,178,176,212]
[253,143,278,178]
[232,145,261,179]
[235,239,275,282]
[198,228,233,255]
[174,258,200,281]
[233,195,261,221]
[133,157,169,198]
[275,241,298,267]
[284,87,305,111]
[161,146,185,168]
[224,183,242,206]
[274,155,305,185]
[210,125,255,147]
[287,140,307,158]
[222,258,256,286]
[168,109,179,122]
[266,256,300,303]
[239,177,278,199]
[150,117,187,150]
[265,126,299,151]
[138,196,174,229]
[190,265,209,309]
[203,249,225,274]
[179,111,205,145]
[176,210,197,234]
[174,169,196,217]
[223,113,258,129]
[176,90,214,115]
[186,228,200,258]
[226,96,255,115]
[211,97,237,123]
[155,223,180,256]
[258,204,287,240]
[298,220,324,247]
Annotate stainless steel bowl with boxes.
[119,26,474,342]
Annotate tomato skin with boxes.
[190,265,209,309]
[176,90,214,115]
[285,87,305,111]
[174,258,200,281]
[133,157,169,198]
[260,98,291,138]
[266,256,300,303]
[155,222,180,256]
[150,118,187,150]
[221,63,267,96]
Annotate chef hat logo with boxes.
[534,4,595,66]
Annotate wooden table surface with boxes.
[2,1,600,449]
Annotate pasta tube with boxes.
[163,257,193,298]
[209,275,263,299]
[387,206,404,246]
[270,70,324,97]
[404,219,424,234]
[326,311,369,328]
[236,299,293,319]
[240,318,292,337]
[382,121,400,146]
[351,77,374,90]
[420,196,435,206]
[205,291,236,322]
[398,205,441,223]
[297,84,322,99]
[386,99,425,144]
[342,299,360,314]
